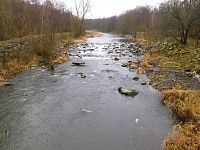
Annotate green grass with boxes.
[157,46,200,71]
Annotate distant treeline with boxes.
[0,0,83,41]
[87,0,200,45]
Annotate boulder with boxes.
[118,87,138,97]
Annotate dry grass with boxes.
[138,52,161,74]
[137,35,200,150]
[73,36,87,43]
[0,58,38,81]
[138,53,152,73]
[138,36,200,72]
[135,32,148,46]
[164,121,200,150]
[163,90,200,150]
[0,32,92,81]
[162,90,200,121]
[85,32,102,38]
[72,32,101,43]
[53,54,68,64]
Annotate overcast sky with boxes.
[60,0,166,19]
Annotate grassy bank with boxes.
[162,90,200,150]
[0,32,100,82]
[162,90,200,122]
[137,35,200,149]
[139,48,200,90]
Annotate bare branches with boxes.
[73,0,91,36]
[0,0,73,41]
[160,0,200,44]
[75,0,91,20]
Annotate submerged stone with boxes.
[81,107,93,114]
[118,87,138,97]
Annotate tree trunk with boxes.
[180,30,189,45]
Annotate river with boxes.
[0,33,173,150]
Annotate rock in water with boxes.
[122,64,128,67]
[141,82,147,85]
[133,77,139,81]
[118,87,138,97]
[0,82,15,86]
[129,69,135,72]
[72,60,85,66]
[114,58,119,61]
[81,74,86,78]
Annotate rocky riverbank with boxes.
[0,32,100,84]
[0,33,172,150]
[138,40,200,150]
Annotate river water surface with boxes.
[0,33,173,150]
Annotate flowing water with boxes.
[0,33,173,150]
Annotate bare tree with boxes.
[160,0,200,44]
[73,0,91,36]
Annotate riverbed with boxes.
[0,33,173,150]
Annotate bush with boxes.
[31,34,55,67]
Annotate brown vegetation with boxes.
[138,53,153,74]
[0,58,38,81]
[85,32,102,38]
[162,90,200,122]
[164,122,200,150]
[0,31,96,82]
[53,54,68,64]
[162,90,200,150]
[0,0,92,82]
[138,40,200,89]
[137,35,200,150]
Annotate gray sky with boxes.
[59,0,166,19]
